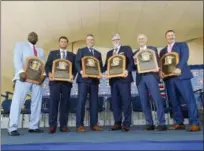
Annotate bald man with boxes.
[104,33,134,132]
[133,34,167,131]
[8,32,45,136]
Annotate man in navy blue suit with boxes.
[104,33,134,132]
[160,30,200,132]
[75,34,103,132]
[45,36,76,134]
[133,34,167,131]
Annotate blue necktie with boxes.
[90,48,94,55]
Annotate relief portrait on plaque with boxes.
[133,48,159,73]
[52,59,72,82]
[24,57,45,84]
[160,52,179,78]
[107,54,126,78]
[81,56,101,78]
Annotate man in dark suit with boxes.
[160,30,200,132]
[45,36,76,134]
[133,34,167,131]
[75,34,103,132]
[104,33,134,132]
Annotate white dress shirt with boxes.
[60,49,67,59]
[167,41,175,53]
[88,47,94,55]
[140,45,147,51]
[113,45,121,54]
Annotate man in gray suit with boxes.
[8,32,45,136]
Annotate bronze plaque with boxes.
[52,59,72,82]
[133,49,159,73]
[107,54,126,78]
[24,57,45,84]
[81,56,101,78]
[160,52,179,78]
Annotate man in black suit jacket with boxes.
[75,34,103,132]
[104,33,134,132]
[133,34,167,131]
[45,36,76,134]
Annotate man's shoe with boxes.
[187,125,201,132]
[59,127,69,132]
[111,124,122,131]
[122,125,130,132]
[28,129,44,133]
[145,125,155,131]
[169,124,185,130]
[156,125,167,131]
[8,130,20,136]
[76,125,85,132]
[49,127,56,134]
[91,124,102,131]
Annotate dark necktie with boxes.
[90,48,94,55]
[62,51,66,59]
[33,45,38,56]
[113,48,118,55]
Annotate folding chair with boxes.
[41,96,50,127]
[131,96,144,125]
[21,99,31,128]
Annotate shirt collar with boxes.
[140,45,147,51]
[168,41,175,47]
[60,49,67,52]
[28,42,35,48]
[87,46,94,50]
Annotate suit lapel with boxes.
[171,42,177,52]
[56,50,61,59]
[26,42,34,55]
[118,46,122,54]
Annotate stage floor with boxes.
[1,126,204,150]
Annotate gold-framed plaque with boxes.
[81,56,101,78]
[107,54,126,78]
[160,52,179,78]
[52,59,72,82]
[24,57,45,84]
[133,49,159,73]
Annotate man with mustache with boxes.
[133,34,167,131]
[104,33,134,132]
[8,32,45,136]
[160,30,200,132]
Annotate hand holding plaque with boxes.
[106,54,126,78]
[81,56,101,79]
[133,49,159,73]
[24,57,45,84]
[160,52,179,78]
[52,59,73,82]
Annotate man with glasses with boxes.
[104,33,134,132]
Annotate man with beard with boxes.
[104,33,134,132]
[8,32,45,136]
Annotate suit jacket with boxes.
[45,50,76,85]
[104,45,134,85]
[160,42,193,80]
[75,47,103,84]
[13,42,45,81]
[133,46,160,85]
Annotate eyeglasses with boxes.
[112,39,120,41]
